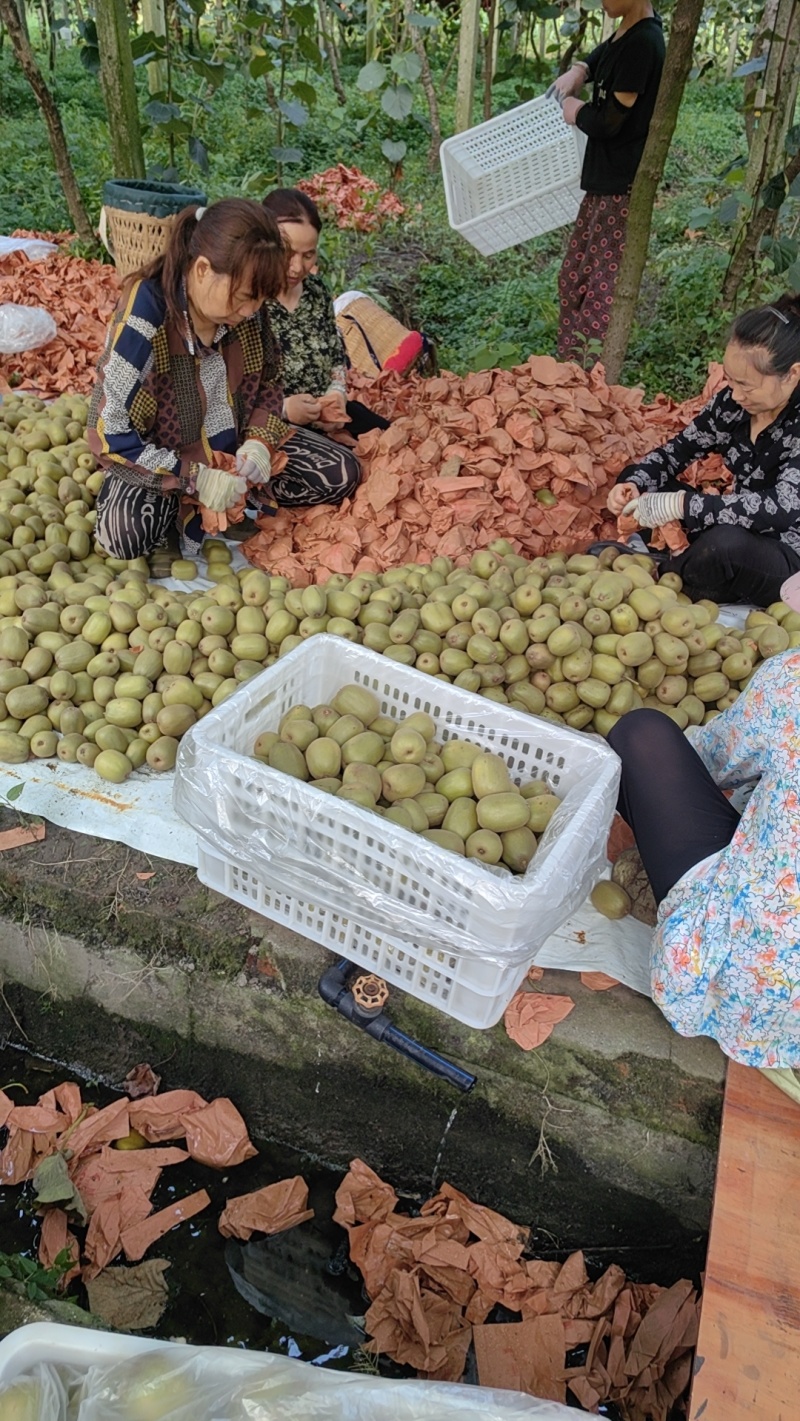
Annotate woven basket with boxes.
[102,207,178,280]
[100,179,207,280]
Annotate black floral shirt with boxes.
[265,273,347,401]
[618,385,800,557]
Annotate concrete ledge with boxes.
[0,816,723,1260]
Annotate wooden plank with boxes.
[690,1062,800,1419]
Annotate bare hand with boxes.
[549,64,588,101]
[607,481,639,517]
[284,392,322,425]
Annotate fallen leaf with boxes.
[123,1063,161,1099]
[86,1259,171,1331]
[33,1151,87,1224]
[135,871,156,882]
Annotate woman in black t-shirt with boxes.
[551,0,665,365]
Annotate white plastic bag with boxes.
[0,1360,68,1418]
[0,235,58,262]
[0,303,57,354]
[75,1343,577,1420]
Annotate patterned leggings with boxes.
[95,426,362,560]
[557,192,630,365]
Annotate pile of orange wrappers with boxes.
[0,1077,311,1286]
[336,1158,700,1419]
[0,232,730,583]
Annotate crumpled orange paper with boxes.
[180,1098,257,1168]
[503,991,575,1050]
[335,1159,700,1413]
[218,1175,314,1239]
[121,1188,212,1263]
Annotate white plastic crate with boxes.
[174,638,618,1029]
[0,1323,575,1418]
[440,94,587,256]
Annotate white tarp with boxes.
[0,753,652,996]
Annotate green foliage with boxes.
[0,31,772,399]
[0,1248,73,1302]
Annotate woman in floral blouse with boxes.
[607,621,800,1103]
[261,188,389,444]
[607,295,800,606]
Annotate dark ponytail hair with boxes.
[730,292,800,376]
[131,197,287,327]
[261,187,322,233]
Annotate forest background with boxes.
[0,0,797,399]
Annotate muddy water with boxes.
[0,1047,706,1371]
[0,1048,366,1362]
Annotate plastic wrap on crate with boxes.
[0,1333,576,1420]
[174,638,619,970]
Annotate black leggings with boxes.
[607,710,741,904]
[345,399,389,437]
[662,524,800,607]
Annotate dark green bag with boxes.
[101,179,207,218]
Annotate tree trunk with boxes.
[141,0,168,95]
[14,0,29,41]
[560,7,589,76]
[317,0,346,105]
[365,0,377,62]
[482,0,496,120]
[455,0,480,132]
[722,0,800,305]
[724,21,741,80]
[95,0,146,179]
[0,0,94,240]
[743,0,779,147]
[601,0,705,384]
[404,0,441,165]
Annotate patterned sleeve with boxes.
[684,458,800,538]
[318,278,347,398]
[616,394,727,493]
[87,280,189,484]
[685,652,800,788]
[244,311,293,450]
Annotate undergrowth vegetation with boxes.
[0,45,764,398]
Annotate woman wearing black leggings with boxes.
[606,610,800,1103]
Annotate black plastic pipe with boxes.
[318,958,476,1094]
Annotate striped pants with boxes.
[95,427,362,560]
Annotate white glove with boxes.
[236,439,273,484]
[623,490,686,527]
[194,464,247,512]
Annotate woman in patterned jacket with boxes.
[261,188,389,443]
[607,295,800,606]
[88,197,361,561]
[607,623,800,1103]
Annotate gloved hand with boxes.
[194,464,247,513]
[623,490,687,527]
[236,438,273,485]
